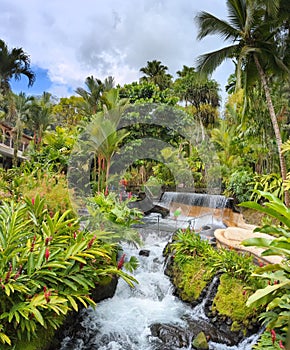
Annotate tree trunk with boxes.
[254,54,289,206]
[12,130,18,167]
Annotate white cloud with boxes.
[0,0,233,103]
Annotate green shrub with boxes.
[250,174,283,202]
[0,195,137,347]
[225,169,254,203]
[241,191,290,344]
[85,192,143,247]
[252,330,287,350]
[166,228,216,266]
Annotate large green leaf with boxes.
[246,281,290,307]
[241,190,290,228]
[242,237,271,247]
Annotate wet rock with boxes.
[150,320,239,348]
[187,319,239,346]
[128,194,169,218]
[150,323,189,348]
[192,331,209,349]
[90,275,118,302]
[139,249,150,257]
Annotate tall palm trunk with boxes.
[254,54,289,206]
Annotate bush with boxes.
[225,169,254,203]
[0,196,137,347]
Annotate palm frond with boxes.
[196,45,239,74]
[195,11,238,41]
[227,0,247,30]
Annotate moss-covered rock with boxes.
[164,229,262,340]
[212,274,257,332]
[192,331,209,349]
[172,257,215,303]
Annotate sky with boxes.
[1,0,234,105]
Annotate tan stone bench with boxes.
[214,227,283,265]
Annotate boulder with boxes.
[192,331,209,349]
[139,249,150,257]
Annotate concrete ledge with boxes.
[214,227,283,265]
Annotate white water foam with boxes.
[60,229,260,350]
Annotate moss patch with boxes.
[212,274,257,330]
[173,257,215,302]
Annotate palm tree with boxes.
[79,91,130,193]
[174,67,220,137]
[28,92,54,146]
[195,0,290,205]
[75,75,115,116]
[140,60,172,90]
[176,65,196,78]
[0,39,35,94]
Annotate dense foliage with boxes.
[241,191,290,348]
[0,195,139,347]
[0,1,289,346]
[164,228,261,332]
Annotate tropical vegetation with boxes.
[240,191,290,349]
[164,228,262,333]
[0,0,289,347]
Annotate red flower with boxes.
[242,290,247,296]
[87,235,96,249]
[32,198,35,205]
[279,340,285,349]
[5,263,13,283]
[271,329,276,344]
[44,289,51,303]
[45,248,50,261]
[117,254,126,270]
[104,187,109,196]
[30,235,37,252]
[14,265,23,280]
[45,236,53,246]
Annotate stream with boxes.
[59,213,262,350]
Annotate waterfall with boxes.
[158,192,230,210]
[59,228,260,350]
[190,275,220,320]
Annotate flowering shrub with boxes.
[0,195,137,347]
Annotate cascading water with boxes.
[156,192,229,231]
[59,225,261,350]
[158,192,229,210]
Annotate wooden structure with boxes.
[0,122,32,168]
